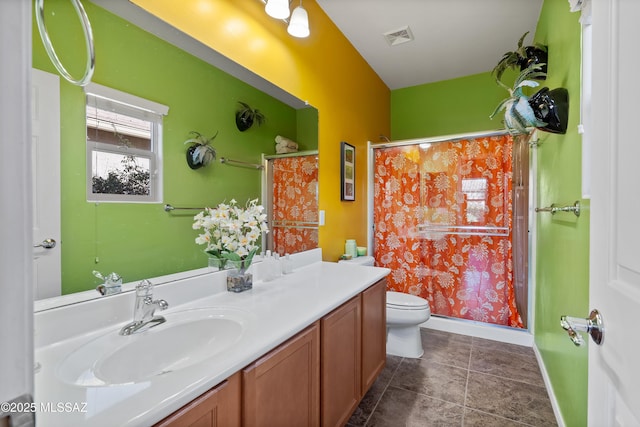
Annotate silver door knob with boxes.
[33,238,56,249]
[560,309,604,346]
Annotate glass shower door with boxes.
[264,153,319,255]
[372,134,525,328]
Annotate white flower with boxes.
[193,199,270,260]
[195,233,209,245]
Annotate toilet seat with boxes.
[386,291,429,311]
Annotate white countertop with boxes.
[34,252,389,426]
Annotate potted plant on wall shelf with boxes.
[490,63,569,135]
[235,101,265,132]
[184,131,218,169]
[492,31,548,83]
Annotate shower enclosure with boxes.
[262,152,319,255]
[370,132,530,329]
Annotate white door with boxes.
[0,0,34,423]
[588,0,640,425]
[31,68,61,299]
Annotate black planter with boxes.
[528,87,569,134]
[186,146,204,169]
[519,46,548,79]
[235,113,253,132]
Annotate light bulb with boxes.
[265,0,290,20]
[287,5,310,38]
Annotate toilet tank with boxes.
[338,255,375,267]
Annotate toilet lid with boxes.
[386,291,429,310]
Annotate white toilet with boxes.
[385,291,430,358]
[338,256,431,358]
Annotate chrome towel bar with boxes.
[535,201,581,217]
[164,204,205,212]
[272,220,320,230]
[220,157,263,169]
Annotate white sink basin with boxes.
[56,307,253,386]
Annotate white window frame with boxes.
[85,83,168,203]
[569,0,593,198]
[580,7,592,199]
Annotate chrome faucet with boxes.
[119,279,169,336]
[94,270,122,296]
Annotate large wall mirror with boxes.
[32,0,318,304]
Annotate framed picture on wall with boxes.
[340,141,355,201]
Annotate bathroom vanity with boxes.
[33,249,389,426]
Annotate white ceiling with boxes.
[316,0,544,90]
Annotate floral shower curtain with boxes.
[373,135,523,328]
[271,155,319,255]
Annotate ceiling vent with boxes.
[383,25,414,46]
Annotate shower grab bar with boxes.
[272,225,319,230]
[164,204,205,212]
[416,224,510,237]
[35,0,95,86]
[535,201,581,217]
[272,220,319,230]
[272,220,319,226]
[220,157,264,169]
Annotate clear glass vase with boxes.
[226,259,253,292]
[208,256,229,271]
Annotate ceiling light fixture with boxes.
[287,1,310,38]
[265,0,290,20]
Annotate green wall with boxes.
[389,0,588,424]
[32,1,312,293]
[390,72,508,139]
[533,0,588,425]
[296,107,319,151]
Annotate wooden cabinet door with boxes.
[321,296,362,427]
[154,372,241,427]
[361,279,387,394]
[243,322,320,427]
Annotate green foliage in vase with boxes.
[184,131,218,166]
[235,101,265,131]
[492,31,548,83]
[490,63,548,135]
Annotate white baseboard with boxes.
[421,315,534,347]
[533,344,565,427]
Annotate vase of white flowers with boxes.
[193,198,269,292]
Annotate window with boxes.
[85,83,168,202]
[461,178,487,223]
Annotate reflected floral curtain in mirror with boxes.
[271,155,319,255]
[373,134,524,328]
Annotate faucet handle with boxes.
[136,279,153,297]
[105,272,122,285]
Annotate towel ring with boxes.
[35,0,95,87]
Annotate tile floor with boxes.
[348,328,558,427]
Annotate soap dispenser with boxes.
[345,239,358,259]
[282,253,293,274]
[273,253,282,278]
[263,250,275,281]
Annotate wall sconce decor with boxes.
[263,0,310,38]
